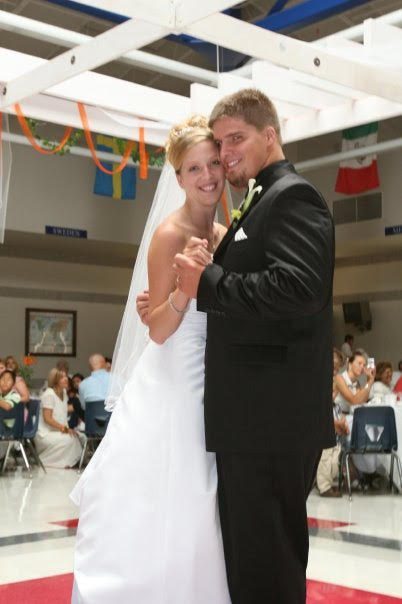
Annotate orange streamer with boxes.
[139,126,148,180]
[220,189,231,227]
[14,104,73,155]
[78,102,135,175]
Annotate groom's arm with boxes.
[197,185,334,320]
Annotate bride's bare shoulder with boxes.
[150,214,186,256]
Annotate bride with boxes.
[71,116,231,604]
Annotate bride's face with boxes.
[177,140,225,208]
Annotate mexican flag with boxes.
[335,123,380,195]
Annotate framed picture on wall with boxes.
[25,308,77,357]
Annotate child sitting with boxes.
[0,370,21,428]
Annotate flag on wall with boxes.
[93,135,136,199]
[335,123,380,195]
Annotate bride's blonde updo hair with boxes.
[165,115,214,173]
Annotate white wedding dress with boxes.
[71,300,230,604]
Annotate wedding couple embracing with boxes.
[71,89,335,604]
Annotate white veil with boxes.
[105,163,185,410]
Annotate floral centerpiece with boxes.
[19,355,37,387]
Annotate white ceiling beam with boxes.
[185,13,402,105]
[363,19,402,70]
[217,72,316,119]
[320,8,402,43]
[2,96,168,146]
[191,79,309,123]
[2,131,163,169]
[0,48,190,126]
[0,18,169,109]
[66,0,174,27]
[174,0,239,29]
[317,33,402,72]
[67,0,239,30]
[282,95,402,144]
[286,69,366,101]
[0,9,218,85]
[251,61,347,110]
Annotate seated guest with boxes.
[316,349,349,497]
[334,353,381,481]
[0,370,21,460]
[72,373,84,390]
[79,354,110,409]
[35,369,82,468]
[5,355,30,403]
[394,373,402,395]
[370,361,393,401]
[334,352,374,414]
[0,358,6,375]
[0,370,21,427]
[341,334,354,361]
[56,359,70,375]
[68,378,85,429]
[105,357,112,372]
[391,360,402,390]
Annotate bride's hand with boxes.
[183,237,213,266]
[136,290,150,325]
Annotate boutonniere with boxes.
[231,178,263,225]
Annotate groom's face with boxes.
[212,116,273,190]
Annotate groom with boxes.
[174,89,335,603]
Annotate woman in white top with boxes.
[334,352,374,414]
[334,352,380,477]
[370,361,393,401]
[35,368,82,468]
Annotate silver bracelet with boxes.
[168,292,189,314]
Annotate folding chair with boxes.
[78,400,111,472]
[339,406,402,501]
[0,404,30,475]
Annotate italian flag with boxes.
[335,123,380,195]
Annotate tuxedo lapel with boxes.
[214,160,296,263]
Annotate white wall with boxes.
[0,294,125,382]
[333,301,402,368]
[0,256,131,380]
[302,151,402,368]
[6,143,160,245]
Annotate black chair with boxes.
[23,399,46,474]
[78,400,111,472]
[339,406,402,500]
[0,404,29,474]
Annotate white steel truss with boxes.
[1,2,402,145]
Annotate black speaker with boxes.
[342,301,372,331]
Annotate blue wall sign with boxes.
[46,226,88,239]
[385,225,402,237]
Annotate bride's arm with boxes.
[147,223,190,345]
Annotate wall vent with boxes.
[333,192,382,225]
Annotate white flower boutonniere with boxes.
[231,178,263,225]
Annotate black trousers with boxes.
[216,449,320,604]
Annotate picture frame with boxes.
[25,308,77,357]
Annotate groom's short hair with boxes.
[209,88,282,145]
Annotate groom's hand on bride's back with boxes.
[183,237,213,267]
[136,290,150,326]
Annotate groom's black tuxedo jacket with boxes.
[197,160,336,453]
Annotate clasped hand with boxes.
[136,238,213,325]
[173,237,213,299]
